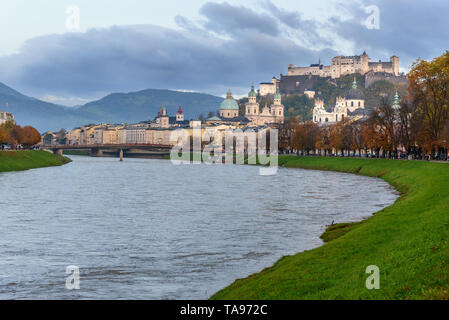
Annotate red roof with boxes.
[177,106,183,114]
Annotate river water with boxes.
[0,156,398,299]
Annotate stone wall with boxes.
[279,74,320,95]
[364,71,408,89]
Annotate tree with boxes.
[22,126,42,147]
[329,121,345,155]
[0,126,9,144]
[315,125,330,156]
[8,125,25,145]
[408,51,449,158]
[292,121,319,155]
[371,99,401,157]
[279,118,298,152]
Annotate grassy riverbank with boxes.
[0,150,71,173]
[212,156,449,300]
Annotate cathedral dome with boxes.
[220,89,239,110]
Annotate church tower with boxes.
[272,88,284,123]
[176,105,184,122]
[245,83,259,117]
[160,106,169,128]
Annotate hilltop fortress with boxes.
[287,52,399,79]
[260,52,407,96]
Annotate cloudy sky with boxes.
[0,0,447,106]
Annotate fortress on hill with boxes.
[259,52,407,96]
[287,52,400,78]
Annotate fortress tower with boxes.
[390,56,400,76]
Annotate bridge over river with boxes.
[42,143,174,159]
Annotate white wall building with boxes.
[313,78,366,124]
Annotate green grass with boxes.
[0,150,71,173]
[211,156,449,300]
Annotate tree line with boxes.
[0,121,41,148]
[279,51,449,160]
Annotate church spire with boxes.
[248,82,257,98]
[392,91,401,110]
[352,76,358,89]
[226,88,233,99]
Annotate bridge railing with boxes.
[42,143,174,149]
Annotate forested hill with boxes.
[240,74,408,122]
[0,83,223,132]
[76,89,223,125]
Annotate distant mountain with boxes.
[76,89,223,125]
[0,83,223,132]
[0,82,89,132]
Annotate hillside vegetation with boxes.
[262,74,408,122]
[212,156,449,300]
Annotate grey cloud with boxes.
[0,1,339,100]
[1,0,447,102]
[260,0,332,47]
[0,22,331,99]
[329,0,449,69]
[199,2,280,36]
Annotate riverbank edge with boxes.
[211,156,449,300]
[0,150,71,173]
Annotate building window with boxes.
[358,101,361,107]
[336,114,338,121]
[325,118,328,122]
[351,101,354,107]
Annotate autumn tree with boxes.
[0,122,42,148]
[0,126,9,144]
[292,121,319,155]
[370,99,401,157]
[408,51,449,158]
[329,121,345,155]
[315,125,330,156]
[8,125,24,145]
[22,126,42,147]
[279,118,298,152]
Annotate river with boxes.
[0,156,398,299]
